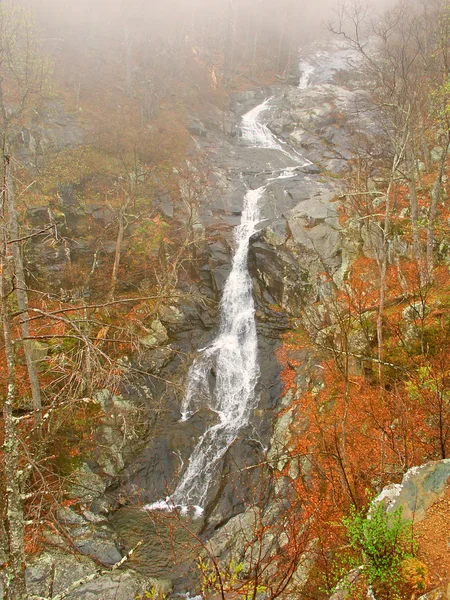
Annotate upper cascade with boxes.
[240,97,283,150]
[298,60,315,88]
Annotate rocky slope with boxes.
[9,37,417,599]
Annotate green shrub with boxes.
[342,501,416,596]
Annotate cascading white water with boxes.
[241,97,283,150]
[145,186,263,515]
[172,185,264,508]
[145,98,304,515]
[299,60,314,89]
[241,96,312,165]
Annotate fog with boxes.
[24,0,394,46]
[14,1,334,97]
[16,0,401,100]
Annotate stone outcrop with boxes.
[251,189,341,314]
[328,460,450,600]
[16,100,84,169]
[25,549,160,600]
[380,459,450,521]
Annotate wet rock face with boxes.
[375,460,450,598]
[269,39,378,174]
[250,190,341,315]
[237,41,372,319]
[109,327,281,520]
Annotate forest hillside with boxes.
[0,0,449,599]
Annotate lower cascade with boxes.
[146,186,264,514]
[174,186,265,508]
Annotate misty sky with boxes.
[24,0,396,45]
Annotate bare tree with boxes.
[0,1,51,425]
[0,2,51,595]
[329,1,428,282]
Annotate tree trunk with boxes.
[108,199,129,302]
[124,28,133,97]
[375,151,401,381]
[251,0,260,77]
[276,4,289,75]
[426,139,450,280]
[5,159,42,425]
[406,148,426,286]
[0,221,27,600]
[419,113,430,169]
[223,0,236,84]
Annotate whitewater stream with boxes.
[172,184,263,510]
[299,60,315,89]
[146,96,309,515]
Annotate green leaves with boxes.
[431,77,450,123]
[197,555,266,599]
[342,501,416,591]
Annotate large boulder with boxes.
[378,460,450,596]
[250,190,341,315]
[330,461,450,600]
[380,459,450,522]
[25,549,156,600]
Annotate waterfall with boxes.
[145,186,263,514]
[173,185,264,508]
[299,60,314,89]
[146,99,298,515]
[241,97,283,149]
[241,96,311,165]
